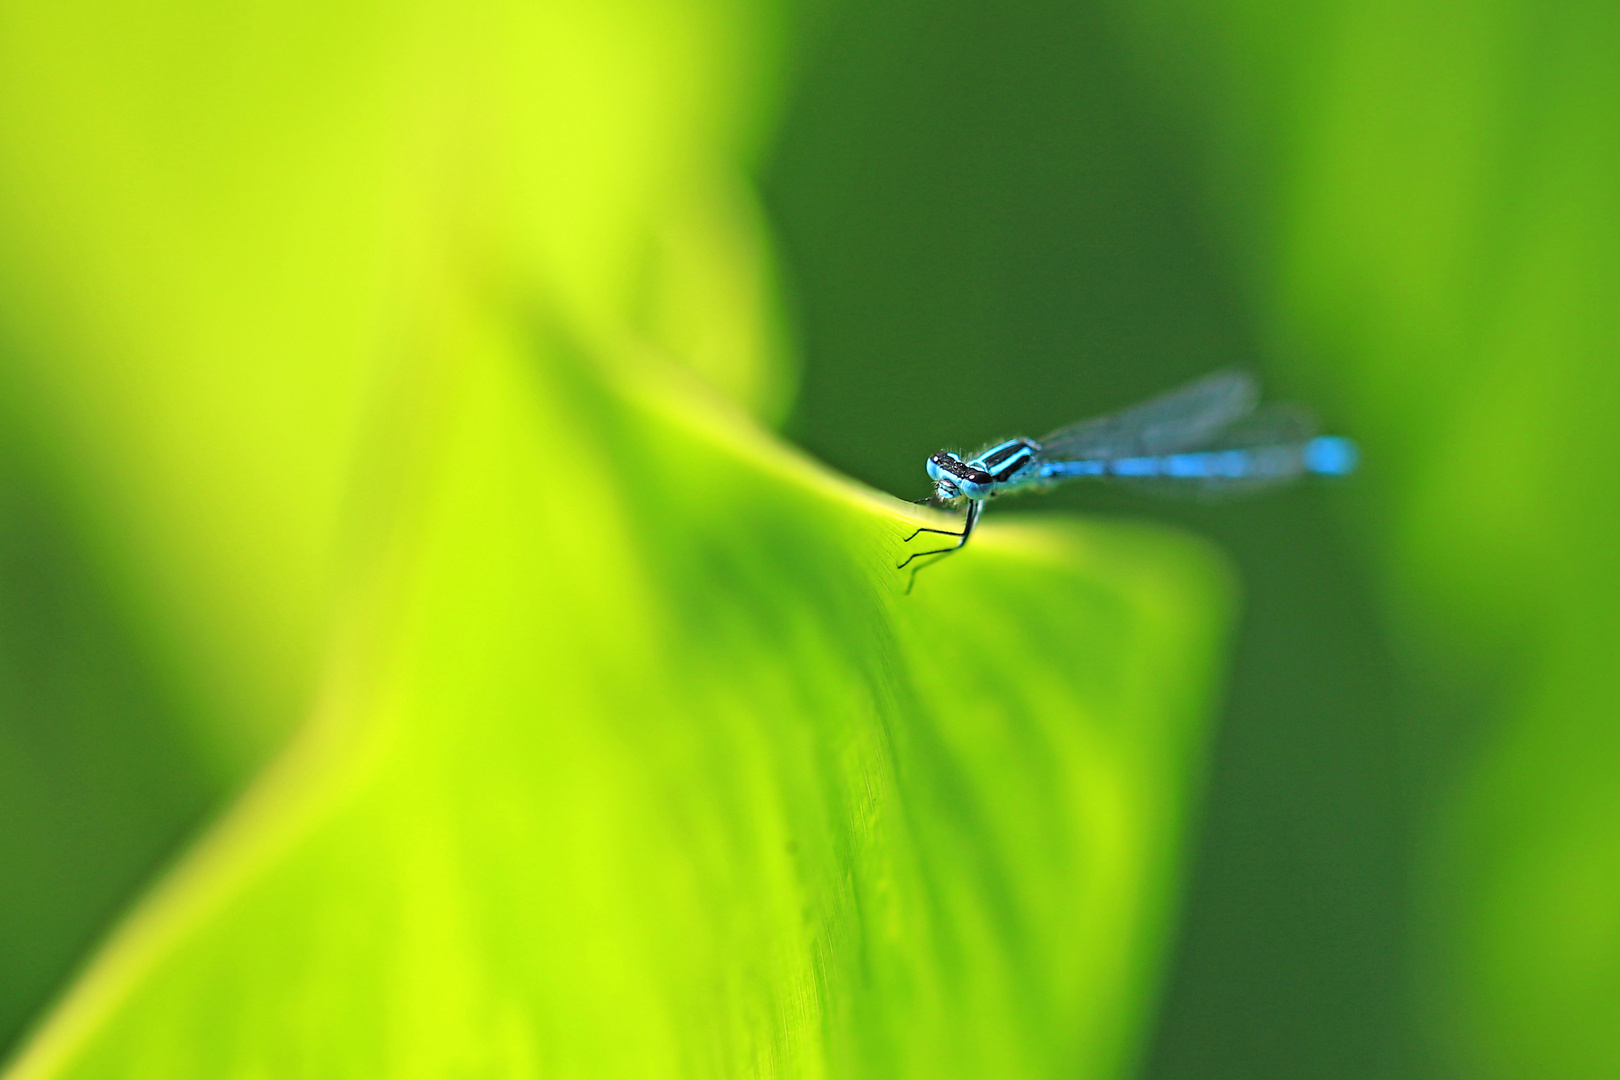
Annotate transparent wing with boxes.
[1037,369,1259,463]
[1115,403,1322,498]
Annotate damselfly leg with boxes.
[902,524,963,543]
[898,501,982,592]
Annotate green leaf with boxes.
[7,314,1231,1079]
[1275,9,1620,1074]
[1109,0,1620,1073]
[0,0,1236,1072]
[0,0,795,1046]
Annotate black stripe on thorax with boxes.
[990,448,1033,481]
[980,439,1030,469]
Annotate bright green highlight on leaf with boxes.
[0,0,794,771]
[9,317,1229,1079]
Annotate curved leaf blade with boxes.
[8,318,1230,1080]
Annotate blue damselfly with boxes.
[900,370,1357,590]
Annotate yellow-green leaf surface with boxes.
[7,312,1229,1078]
[0,0,795,1048]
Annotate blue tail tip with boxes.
[1305,435,1359,476]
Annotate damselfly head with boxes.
[926,450,997,501]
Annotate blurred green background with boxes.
[765,5,1408,1077]
[3,0,1618,1076]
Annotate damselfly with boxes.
[900,370,1357,590]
